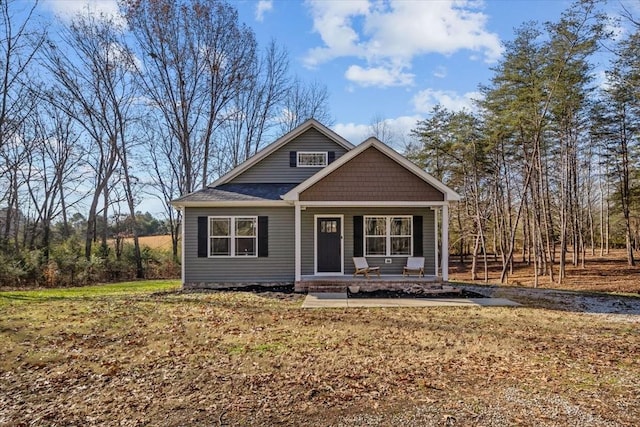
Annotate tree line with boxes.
[2,0,638,288]
[407,0,640,286]
[0,0,331,286]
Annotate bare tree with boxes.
[40,12,145,276]
[124,0,258,194]
[278,77,332,134]
[0,0,43,250]
[21,102,83,259]
[368,114,396,145]
[218,40,290,172]
[141,119,182,259]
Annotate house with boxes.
[171,120,460,291]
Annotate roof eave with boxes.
[170,200,291,208]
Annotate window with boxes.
[297,151,327,167]
[209,216,257,257]
[364,216,412,256]
[320,220,338,233]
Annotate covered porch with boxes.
[291,203,451,291]
[282,138,459,291]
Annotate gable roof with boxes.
[282,137,461,202]
[209,119,354,187]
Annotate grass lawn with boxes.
[1,281,638,426]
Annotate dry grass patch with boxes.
[449,249,640,294]
[1,286,638,426]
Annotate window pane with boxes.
[391,237,411,255]
[236,218,256,237]
[210,218,230,236]
[298,152,327,166]
[366,237,386,255]
[391,217,411,236]
[321,220,337,233]
[366,217,386,235]
[211,237,230,256]
[236,238,256,256]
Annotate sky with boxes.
[38,0,638,147]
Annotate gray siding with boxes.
[301,207,436,276]
[229,128,349,184]
[184,207,295,283]
[183,205,437,284]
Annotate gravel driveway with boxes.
[457,283,640,317]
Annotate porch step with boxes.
[295,275,442,293]
[306,283,348,293]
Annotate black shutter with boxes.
[289,151,297,167]
[197,216,208,257]
[328,151,336,164]
[353,216,363,257]
[413,215,423,256]
[258,216,268,257]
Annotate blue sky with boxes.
[40,0,636,146]
[233,0,601,145]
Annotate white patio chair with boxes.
[403,257,425,277]
[352,257,381,278]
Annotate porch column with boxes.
[433,207,439,277]
[180,207,186,286]
[294,202,301,282]
[441,204,449,282]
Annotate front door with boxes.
[316,217,342,274]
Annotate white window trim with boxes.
[208,216,258,258]
[297,151,327,167]
[364,215,413,257]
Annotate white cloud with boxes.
[345,64,414,87]
[433,66,447,79]
[333,115,422,146]
[42,0,122,22]
[304,0,502,88]
[255,0,273,22]
[332,122,370,144]
[412,89,482,113]
[305,0,370,67]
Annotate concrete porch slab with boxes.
[302,293,348,308]
[301,293,521,308]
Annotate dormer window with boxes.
[297,151,327,167]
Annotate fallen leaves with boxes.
[0,291,638,426]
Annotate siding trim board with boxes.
[174,201,288,208]
[288,201,449,207]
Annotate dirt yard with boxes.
[449,249,640,294]
[1,282,639,426]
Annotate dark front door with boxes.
[317,217,342,273]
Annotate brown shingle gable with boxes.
[299,146,445,202]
